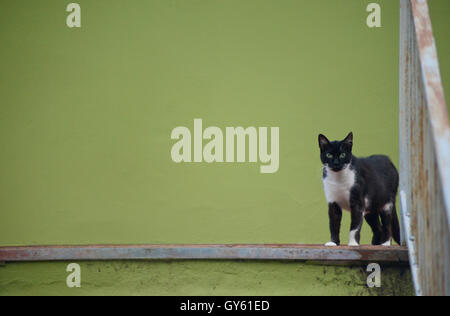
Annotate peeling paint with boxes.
[399,0,450,296]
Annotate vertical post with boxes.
[399,0,421,296]
[399,0,450,296]
[399,0,409,248]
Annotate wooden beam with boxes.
[400,0,450,296]
[0,244,409,263]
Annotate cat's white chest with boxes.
[322,166,356,211]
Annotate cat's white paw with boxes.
[381,240,392,247]
[325,242,337,247]
[348,241,360,247]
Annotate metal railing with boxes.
[399,0,450,296]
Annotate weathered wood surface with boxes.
[399,0,450,296]
[0,244,409,263]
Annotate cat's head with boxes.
[318,132,353,172]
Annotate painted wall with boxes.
[0,261,414,296]
[429,0,450,117]
[0,0,401,246]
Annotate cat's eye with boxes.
[340,153,346,159]
[326,153,333,159]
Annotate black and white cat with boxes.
[318,132,401,247]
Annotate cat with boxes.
[318,132,401,247]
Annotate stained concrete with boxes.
[0,261,414,296]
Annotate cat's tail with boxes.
[392,205,401,245]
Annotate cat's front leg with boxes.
[349,191,364,247]
[326,202,342,246]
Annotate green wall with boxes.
[0,261,414,296]
[0,0,399,246]
[429,0,450,116]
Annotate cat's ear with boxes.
[343,132,353,149]
[318,134,330,151]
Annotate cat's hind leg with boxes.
[391,204,401,245]
[380,202,394,246]
[364,212,383,245]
